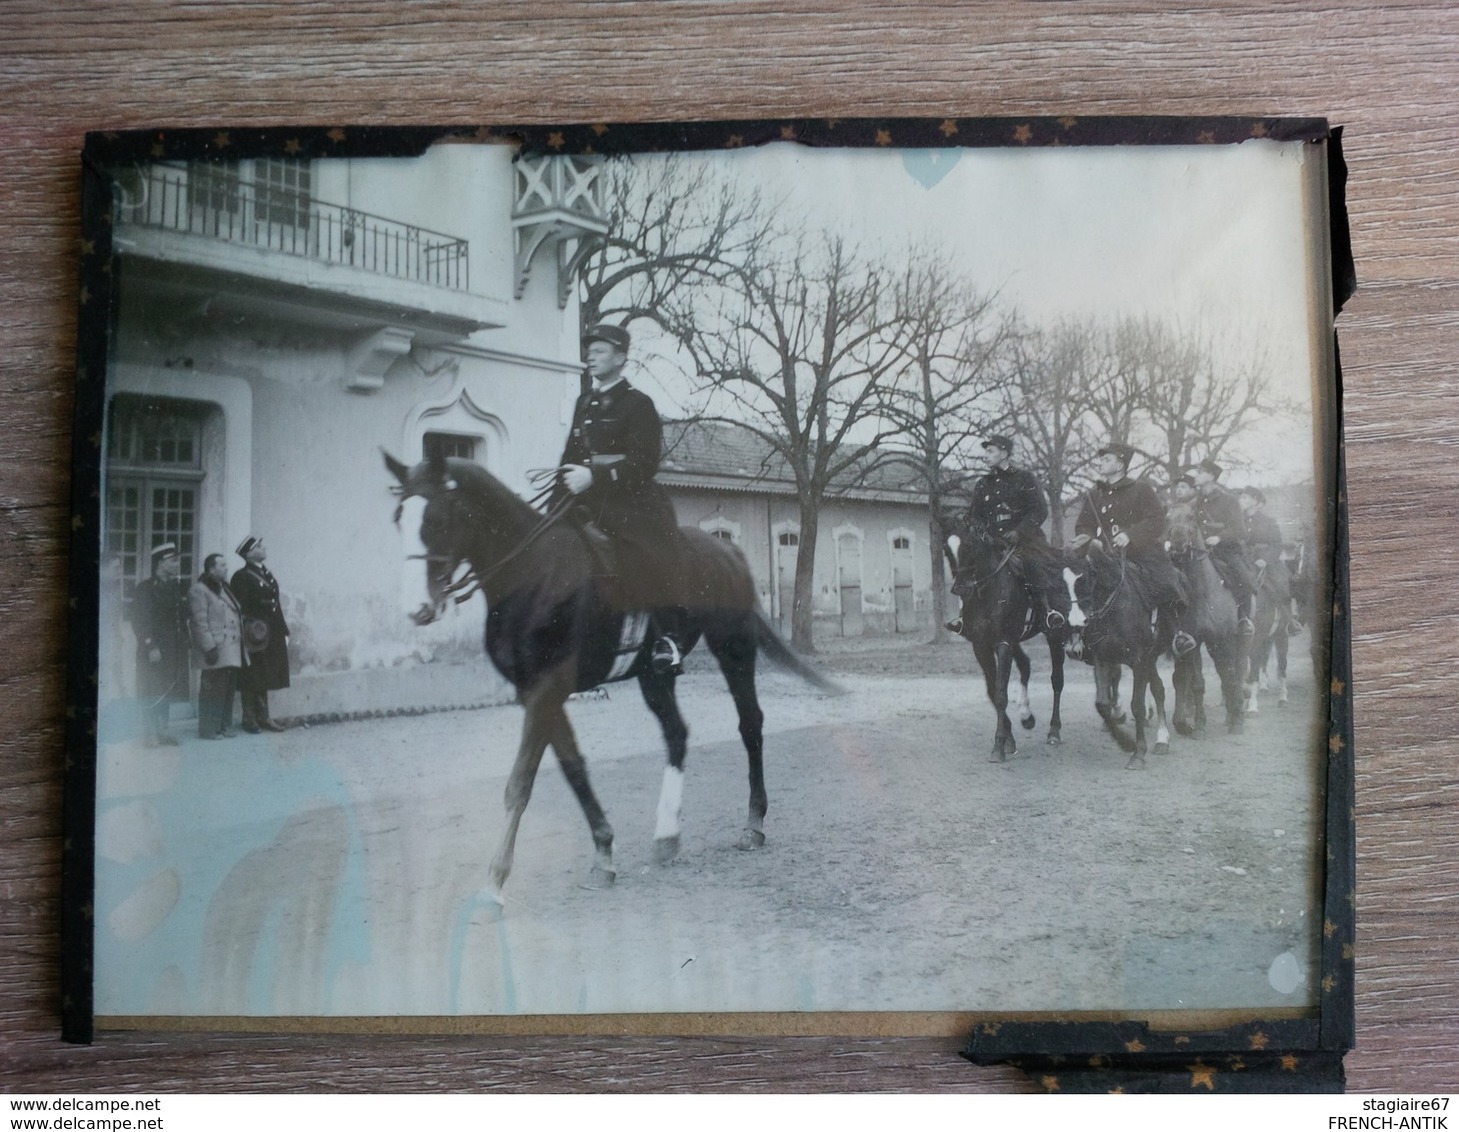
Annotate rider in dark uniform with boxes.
[1191,458,1256,635]
[1073,442,1195,655]
[555,323,686,675]
[1238,486,1285,569]
[130,542,190,746]
[945,434,1070,634]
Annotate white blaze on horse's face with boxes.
[398,495,443,625]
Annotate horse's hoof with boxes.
[586,865,616,889]
[988,747,1007,763]
[477,884,506,909]
[1154,742,1170,756]
[1229,719,1245,735]
[1125,753,1146,770]
[1046,733,1061,747]
[735,828,766,851]
[653,835,681,864]
[1021,713,1036,731]
[1174,721,1194,738]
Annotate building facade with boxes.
[659,422,938,639]
[102,147,602,717]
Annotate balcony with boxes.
[117,162,470,292]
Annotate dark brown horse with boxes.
[385,451,838,898]
[1067,544,1172,769]
[949,525,1066,762]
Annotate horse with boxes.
[1245,553,1293,714]
[1165,503,1248,737]
[947,525,1066,762]
[1066,544,1172,769]
[384,451,839,898]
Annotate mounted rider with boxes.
[554,323,687,676]
[1190,458,1256,636]
[1072,442,1196,656]
[945,433,1070,635]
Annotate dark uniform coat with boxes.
[556,378,683,608]
[968,465,1049,544]
[1076,477,1186,606]
[1245,510,1285,565]
[230,562,290,691]
[1194,485,1255,601]
[130,575,190,701]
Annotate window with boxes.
[105,396,207,590]
[423,432,479,463]
[893,535,911,550]
[710,528,735,541]
[189,162,240,216]
[255,159,312,229]
[779,532,799,547]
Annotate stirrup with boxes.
[651,636,684,676]
[1173,630,1199,656]
[943,617,964,635]
[1044,609,1066,630]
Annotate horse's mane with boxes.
[433,458,539,522]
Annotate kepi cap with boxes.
[582,323,631,352]
[236,535,261,557]
[149,542,178,561]
[981,434,1014,453]
[1196,458,1224,478]
[1097,442,1135,465]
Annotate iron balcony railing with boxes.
[117,163,470,291]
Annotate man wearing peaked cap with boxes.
[946,433,1069,635]
[1190,459,1256,634]
[554,322,687,676]
[131,541,189,746]
[1074,440,1194,654]
[230,535,291,731]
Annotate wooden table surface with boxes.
[3,1,1455,1094]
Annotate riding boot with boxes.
[1167,604,1199,656]
[565,506,616,579]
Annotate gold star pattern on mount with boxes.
[1059,116,1077,129]
[1013,124,1033,143]
[71,514,84,531]
[1124,1039,1145,1053]
[81,239,95,256]
[1324,918,1337,938]
[328,128,347,143]
[939,119,958,136]
[1343,943,1354,960]
[1251,122,1269,137]
[726,135,744,148]
[875,129,892,146]
[781,125,797,140]
[214,131,230,149]
[151,142,165,157]
[79,286,90,305]
[1323,974,1337,993]
[1331,678,1345,695]
[1198,131,1217,144]
[1329,734,1345,754]
[981,1022,1001,1035]
[1188,1063,1216,1091]
[284,138,302,155]
[1248,1031,1269,1050]
[591,123,609,136]
[1280,1054,1299,1072]
[547,132,565,149]
[1040,1075,1060,1092]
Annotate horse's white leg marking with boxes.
[1016,680,1033,723]
[1156,723,1170,746]
[397,496,435,618]
[1062,567,1086,627]
[655,766,685,843]
[1245,684,1260,716]
[1277,676,1289,704]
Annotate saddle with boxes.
[565,506,617,579]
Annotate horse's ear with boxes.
[382,449,411,487]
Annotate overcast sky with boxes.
[621,138,1326,486]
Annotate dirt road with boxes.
[94,633,1326,1025]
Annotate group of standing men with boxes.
[949,434,1291,651]
[125,535,290,745]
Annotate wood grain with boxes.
[3,1,1456,1093]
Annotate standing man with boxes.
[188,553,245,740]
[130,543,189,746]
[555,323,686,676]
[946,434,1069,634]
[230,535,290,732]
[1072,443,1195,654]
[1190,459,1256,635]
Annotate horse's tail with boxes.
[753,613,846,696]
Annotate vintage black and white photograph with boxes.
[86,131,1335,1025]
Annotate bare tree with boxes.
[1000,318,1105,546]
[690,233,910,651]
[880,251,1011,641]
[1126,318,1291,482]
[578,155,777,362]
